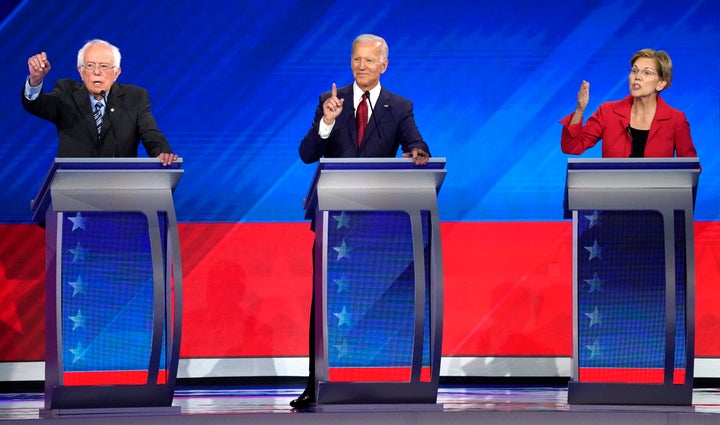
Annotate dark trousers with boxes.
[305,242,316,395]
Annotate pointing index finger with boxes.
[331,83,337,98]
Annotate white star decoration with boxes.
[333,211,351,230]
[333,239,352,261]
[69,342,87,364]
[68,212,87,231]
[585,307,602,327]
[69,309,86,330]
[586,339,602,359]
[584,272,604,293]
[584,240,602,261]
[69,275,86,296]
[334,274,350,293]
[68,242,86,263]
[584,211,600,229]
[333,306,352,327]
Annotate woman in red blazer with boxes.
[560,49,697,158]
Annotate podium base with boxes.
[40,405,180,418]
[568,381,693,406]
[311,403,443,413]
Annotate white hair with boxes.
[77,39,122,68]
[352,34,389,61]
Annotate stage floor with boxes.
[1,384,720,424]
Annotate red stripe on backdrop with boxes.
[578,368,687,385]
[179,222,315,357]
[328,367,432,382]
[1,221,719,362]
[63,370,168,386]
[440,222,573,356]
[693,222,720,355]
[0,224,46,360]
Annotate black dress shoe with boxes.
[290,390,315,409]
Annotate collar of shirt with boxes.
[89,92,108,109]
[353,83,381,112]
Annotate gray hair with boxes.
[352,34,389,62]
[77,39,122,68]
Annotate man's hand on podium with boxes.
[403,148,429,166]
[157,152,179,166]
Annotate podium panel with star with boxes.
[324,210,432,381]
[304,158,446,406]
[564,158,700,406]
[31,158,184,414]
[61,211,168,382]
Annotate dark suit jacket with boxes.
[22,79,172,158]
[298,83,429,163]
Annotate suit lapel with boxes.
[72,85,98,141]
[337,85,359,147]
[648,96,669,143]
[104,84,121,137]
[364,88,390,145]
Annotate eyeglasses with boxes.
[629,67,658,78]
[83,63,116,73]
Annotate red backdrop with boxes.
[1,221,719,363]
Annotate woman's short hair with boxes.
[631,48,673,89]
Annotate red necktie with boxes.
[356,93,368,147]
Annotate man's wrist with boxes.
[25,77,43,100]
[318,118,334,139]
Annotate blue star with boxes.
[334,274,350,294]
[69,275,86,296]
[68,242,86,263]
[333,239,352,261]
[67,212,86,231]
[584,211,600,229]
[69,309,86,330]
[334,339,349,359]
[584,240,602,261]
[584,272,604,293]
[585,307,602,327]
[333,306,352,327]
[69,342,88,364]
[586,339,602,359]
[333,211,351,230]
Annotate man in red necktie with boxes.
[299,34,430,165]
[294,34,432,410]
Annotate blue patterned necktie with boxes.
[93,101,104,137]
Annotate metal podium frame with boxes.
[30,158,184,416]
[303,157,446,407]
[564,157,701,405]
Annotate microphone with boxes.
[100,90,119,157]
[365,91,385,157]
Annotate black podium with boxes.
[303,158,446,409]
[563,157,701,405]
[30,158,184,416]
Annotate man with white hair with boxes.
[23,39,177,165]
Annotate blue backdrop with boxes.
[1,0,717,224]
